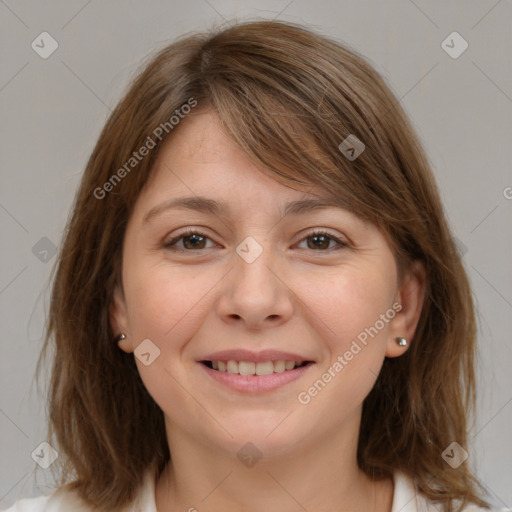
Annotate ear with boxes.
[109,283,134,353]
[385,260,426,358]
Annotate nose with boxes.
[216,239,294,331]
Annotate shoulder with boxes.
[2,469,158,512]
[1,495,50,512]
[416,497,512,512]
[1,487,96,512]
[392,470,511,512]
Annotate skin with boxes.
[110,111,426,512]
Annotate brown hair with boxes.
[39,19,490,511]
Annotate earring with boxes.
[114,333,126,343]
[395,337,407,347]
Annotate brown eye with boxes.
[163,229,347,254]
[164,230,215,251]
[181,233,207,249]
[297,231,348,251]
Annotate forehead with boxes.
[166,110,235,162]
[137,111,340,211]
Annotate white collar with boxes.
[133,468,429,512]
[391,470,435,512]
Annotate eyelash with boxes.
[163,229,348,253]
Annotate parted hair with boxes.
[39,19,490,511]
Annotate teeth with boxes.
[227,360,239,374]
[210,359,305,375]
[273,360,285,373]
[238,361,255,375]
[255,361,274,376]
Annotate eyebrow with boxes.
[143,195,348,224]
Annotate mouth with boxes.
[197,352,315,393]
[200,359,313,375]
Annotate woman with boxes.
[4,20,507,512]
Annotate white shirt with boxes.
[2,470,509,511]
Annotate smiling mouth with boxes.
[200,360,313,376]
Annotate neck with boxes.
[154,415,394,512]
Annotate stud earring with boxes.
[395,337,407,347]
[114,333,126,343]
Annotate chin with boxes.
[218,411,312,457]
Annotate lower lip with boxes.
[199,362,314,393]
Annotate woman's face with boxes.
[110,111,424,457]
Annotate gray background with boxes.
[1,0,511,509]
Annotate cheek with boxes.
[301,263,396,353]
[124,258,216,342]
[121,260,217,417]
[294,262,397,413]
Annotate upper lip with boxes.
[199,349,314,364]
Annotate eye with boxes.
[163,229,217,251]
[295,230,348,251]
[163,229,348,253]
